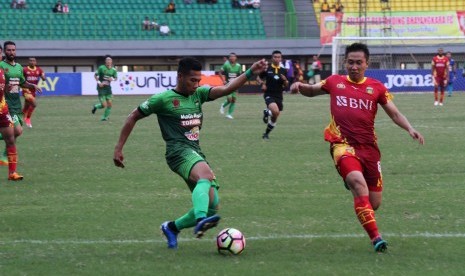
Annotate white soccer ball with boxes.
[216,228,246,255]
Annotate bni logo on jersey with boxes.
[119,75,136,92]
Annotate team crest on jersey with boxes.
[337,83,345,89]
[172,99,180,108]
[366,87,374,95]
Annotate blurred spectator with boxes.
[165,1,176,13]
[232,0,240,8]
[159,24,171,36]
[10,0,18,9]
[151,18,160,30]
[309,55,322,84]
[52,1,63,13]
[250,0,260,8]
[320,0,330,12]
[239,0,247,9]
[62,3,69,13]
[142,17,152,30]
[18,0,26,9]
[184,0,193,3]
[334,0,344,12]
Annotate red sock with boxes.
[7,145,17,174]
[354,195,380,241]
[440,90,445,103]
[27,105,35,119]
[434,88,438,101]
[23,104,29,118]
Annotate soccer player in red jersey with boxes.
[431,48,449,106]
[22,57,45,128]
[290,43,424,252]
[0,67,23,180]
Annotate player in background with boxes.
[0,41,42,167]
[0,66,23,180]
[219,53,242,119]
[291,43,424,252]
[22,57,45,128]
[113,57,267,249]
[91,56,117,121]
[431,48,449,106]
[257,50,288,140]
[446,51,456,97]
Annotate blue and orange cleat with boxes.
[194,214,221,239]
[160,221,179,249]
[373,236,388,253]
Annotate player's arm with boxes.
[209,59,267,100]
[381,101,424,145]
[40,69,46,81]
[290,81,326,97]
[219,68,227,85]
[113,108,146,168]
[20,80,42,93]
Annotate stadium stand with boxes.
[1,0,266,40]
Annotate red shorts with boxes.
[330,143,383,192]
[22,88,36,99]
[0,112,14,128]
[434,77,447,87]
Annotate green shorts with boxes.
[98,93,113,103]
[12,113,24,127]
[166,147,219,191]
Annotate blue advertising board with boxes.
[365,69,465,93]
[37,73,82,96]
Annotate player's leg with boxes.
[101,94,113,121]
[433,78,439,105]
[0,114,22,180]
[333,144,387,252]
[447,82,453,97]
[226,92,237,119]
[23,92,36,128]
[220,97,230,114]
[439,81,445,105]
[92,93,106,114]
[262,100,282,139]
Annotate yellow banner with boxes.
[341,11,465,38]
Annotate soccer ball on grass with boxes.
[216,228,246,255]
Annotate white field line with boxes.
[1,232,464,245]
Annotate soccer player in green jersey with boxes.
[0,41,41,167]
[219,53,243,119]
[91,56,117,121]
[113,57,267,249]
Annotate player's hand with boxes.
[35,85,43,94]
[280,74,288,81]
[409,129,425,145]
[250,59,268,75]
[113,150,125,168]
[290,82,302,94]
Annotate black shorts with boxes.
[264,95,283,111]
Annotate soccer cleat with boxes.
[194,214,221,239]
[91,106,97,114]
[262,133,269,140]
[101,117,109,121]
[219,105,225,114]
[25,118,32,128]
[372,237,388,253]
[434,101,439,106]
[439,102,443,106]
[160,221,179,249]
[8,172,24,181]
[226,114,234,119]
[262,109,269,124]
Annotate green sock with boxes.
[174,208,197,231]
[207,187,219,217]
[228,103,236,115]
[222,101,230,108]
[192,179,211,219]
[102,107,112,120]
[94,103,103,109]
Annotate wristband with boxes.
[245,68,253,80]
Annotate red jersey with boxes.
[0,68,8,115]
[23,66,44,93]
[431,55,449,78]
[321,75,393,145]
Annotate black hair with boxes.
[178,57,202,74]
[272,50,282,56]
[3,41,15,49]
[345,42,370,60]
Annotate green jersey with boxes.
[0,61,26,115]
[95,65,117,94]
[221,61,242,83]
[138,86,212,152]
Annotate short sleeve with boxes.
[138,94,163,116]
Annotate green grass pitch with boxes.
[0,92,464,275]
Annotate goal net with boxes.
[331,36,465,74]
